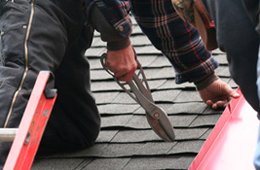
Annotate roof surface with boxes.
[31,17,237,170]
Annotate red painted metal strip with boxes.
[3,71,57,170]
[189,88,259,170]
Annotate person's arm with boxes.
[194,73,239,109]
[86,0,239,107]
[88,1,137,82]
[90,4,131,51]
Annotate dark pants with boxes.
[0,0,100,168]
[202,0,260,115]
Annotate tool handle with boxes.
[100,53,175,142]
[100,53,152,103]
[128,80,160,119]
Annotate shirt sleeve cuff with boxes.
[90,4,131,51]
[107,37,131,51]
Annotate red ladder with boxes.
[0,71,57,170]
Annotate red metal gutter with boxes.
[189,88,259,170]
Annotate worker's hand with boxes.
[105,45,138,82]
[199,78,240,109]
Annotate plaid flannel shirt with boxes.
[85,0,219,84]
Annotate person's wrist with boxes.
[194,72,219,91]
[107,37,131,51]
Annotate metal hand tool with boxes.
[101,53,175,142]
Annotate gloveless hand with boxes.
[105,45,138,82]
[199,78,240,109]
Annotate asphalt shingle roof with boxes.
[32,17,238,170]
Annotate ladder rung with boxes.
[0,128,18,142]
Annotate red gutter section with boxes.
[189,88,259,170]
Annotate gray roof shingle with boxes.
[32,16,238,170]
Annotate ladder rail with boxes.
[1,71,57,170]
